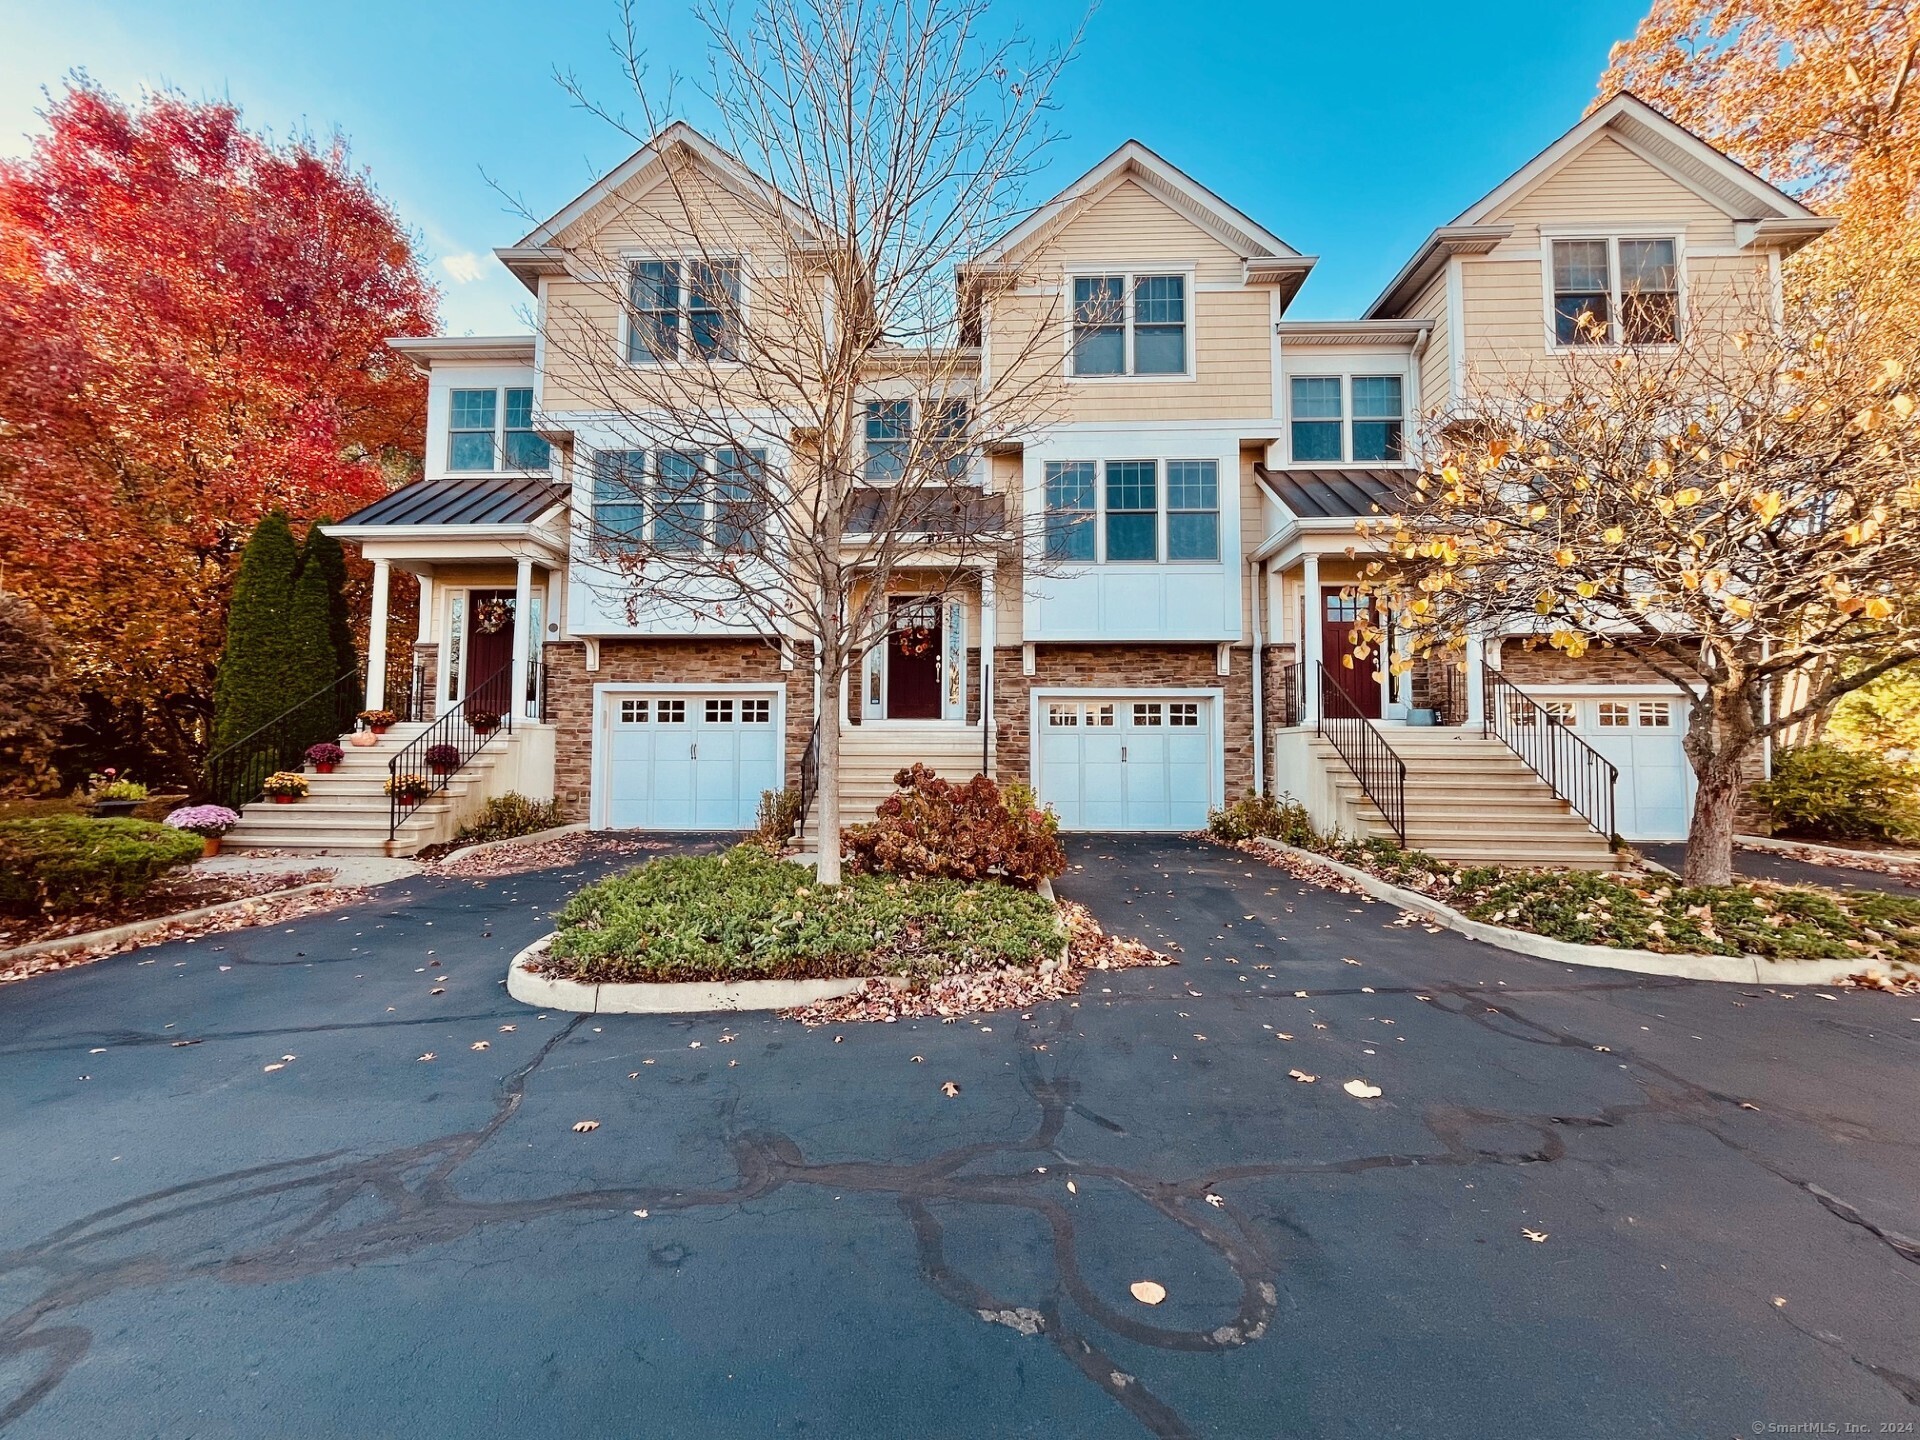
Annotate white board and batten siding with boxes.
[592,684,784,830]
[1033,690,1222,832]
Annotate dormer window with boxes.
[627,258,741,364]
[1551,236,1680,346]
[1288,375,1403,464]
[1071,272,1188,377]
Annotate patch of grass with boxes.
[544,845,1064,984]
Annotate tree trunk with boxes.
[1681,758,1746,885]
[815,664,843,886]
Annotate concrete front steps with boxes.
[1313,727,1623,870]
[799,724,993,843]
[223,723,515,858]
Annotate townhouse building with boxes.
[224,93,1830,860]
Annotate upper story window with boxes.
[1071,273,1188,377]
[1551,236,1680,346]
[588,447,766,555]
[449,386,550,472]
[1042,458,1219,564]
[1289,376,1403,464]
[627,258,741,364]
[863,398,972,482]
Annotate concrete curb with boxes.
[434,823,590,864]
[507,935,886,1014]
[1736,833,1920,870]
[1246,838,1894,986]
[0,881,351,965]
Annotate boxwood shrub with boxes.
[546,844,1064,984]
[0,816,206,917]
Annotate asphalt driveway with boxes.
[2,834,1917,1438]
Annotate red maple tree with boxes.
[0,81,436,777]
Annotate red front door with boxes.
[1321,594,1382,719]
[465,590,516,714]
[886,596,943,720]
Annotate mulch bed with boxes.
[781,899,1175,1026]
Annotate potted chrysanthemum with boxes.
[385,773,432,809]
[306,742,345,774]
[425,743,461,775]
[165,804,241,857]
[357,709,397,736]
[263,771,309,804]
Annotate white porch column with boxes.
[365,559,391,711]
[415,575,434,642]
[1464,631,1487,727]
[510,557,534,722]
[1300,553,1322,724]
[978,565,996,775]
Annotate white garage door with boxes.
[602,691,780,830]
[1543,693,1693,842]
[1036,695,1214,831]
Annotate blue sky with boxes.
[2,0,1651,335]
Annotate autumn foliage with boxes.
[843,765,1066,886]
[0,81,435,778]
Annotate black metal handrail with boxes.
[1316,661,1407,844]
[1277,660,1301,728]
[388,661,515,838]
[200,668,360,808]
[793,718,822,840]
[1482,669,1618,843]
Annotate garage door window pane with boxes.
[1637,701,1672,728]
[1088,704,1114,726]
[657,700,686,723]
[1047,703,1079,727]
[705,699,734,723]
[1598,702,1629,728]
[741,698,770,723]
[1133,703,1163,726]
[1168,702,1199,727]
[619,699,648,723]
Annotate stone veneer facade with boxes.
[543,638,815,823]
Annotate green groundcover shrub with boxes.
[545,844,1064,984]
[0,815,206,917]
[1752,743,1920,844]
[457,793,563,844]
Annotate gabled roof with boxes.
[1366,92,1833,318]
[497,121,824,291]
[971,140,1314,305]
[1255,466,1407,520]
[330,477,567,530]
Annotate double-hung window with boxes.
[590,449,647,550]
[654,451,709,552]
[627,257,741,363]
[1165,460,1220,560]
[502,388,550,468]
[1551,236,1680,346]
[1289,376,1405,463]
[925,398,971,480]
[450,387,551,472]
[1043,461,1096,560]
[864,400,912,482]
[1071,272,1187,377]
[449,389,498,471]
[713,448,763,552]
[1104,461,1158,562]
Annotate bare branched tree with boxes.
[518,0,1080,881]
[1363,286,1920,884]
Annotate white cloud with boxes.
[440,251,486,285]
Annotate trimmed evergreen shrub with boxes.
[285,549,342,752]
[1752,743,1920,843]
[210,513,299,754]
[301,522,360,733]
[0,816,204,916]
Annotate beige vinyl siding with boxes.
[1237,448,1266,637]
[1407,270,1451,413]
[990,178,1274,425]
[1486,135,1738,250]
[991,454,1026,645]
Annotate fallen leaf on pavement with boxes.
[263,1063,284,1073]
[499,1025,516,1032]
[1343,1079,1383,1098]
[417,1053,436,1062]
[633,1209,650,1219]
[1522,1228,1549,1243]
[940,1081,961,1097]
[1129,1281,1167,1305]
[470,1041,490,1051]
[1204,1193,1225,1208]
[1276,1032,1294,1040]
[572,1120,600,1133]
[1288,1069,1317,1083]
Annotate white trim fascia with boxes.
[587,679,789,831]
[324,513,567,543]
[387,336,536,371]
[1027,684,1228,821]
[975,139,1297,267]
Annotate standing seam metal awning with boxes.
[334,476,567,528]
[1253,466,1407,520]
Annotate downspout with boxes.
[1250,555,1265,796]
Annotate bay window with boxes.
[1041,458,1219,563]
[587,447,767,555]
[590,449,647,550]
